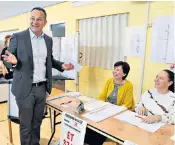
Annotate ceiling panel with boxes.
[0,1,63,21]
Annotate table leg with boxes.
[8,119,13,144]
[48,110,56,145]
[49,108,53,133]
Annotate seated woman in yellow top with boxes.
[98,61,134,110]
[84,61,134,145]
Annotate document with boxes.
[84,100,111,111]
[150,16,174,63]
[60,112,87,145]
[82,104,126,122]
[64,92,82,98]
[61,59,82,79]
[123,140,138,145]
[114,110,165,133]
[124,26,146,57]
[64,59,82,72]
[77,96,95,104]
[170,135,175,141]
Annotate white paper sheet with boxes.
[84,100,111,111]
[82,104,126,122]
[124,26,146,57]
[77,96,95,104]
[123,140,138,145]
[61,59,82,79]
[170,135,175,141]
[59,112,87,145]
[64,92,82,98]
[150,16,174,63]
[114,110,165,133]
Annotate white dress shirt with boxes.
[29,29,47,83]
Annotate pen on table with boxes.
[135,115,144,119]
[60,100,72,105]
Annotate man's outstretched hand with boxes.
[2,50,17,65]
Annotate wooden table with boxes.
[46,96,174,145]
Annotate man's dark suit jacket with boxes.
[7,29,64,98]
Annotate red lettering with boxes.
[63,139,66,145]
[70,133,74,141]
[67,131,70,139]
[63,139,71,145]
[67,131,74,141]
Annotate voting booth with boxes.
[0,78,8,103]
[8,80,19,120]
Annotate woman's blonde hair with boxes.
[4,34,12,47]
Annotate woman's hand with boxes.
[137,107,147,116]
[142,115,162,124]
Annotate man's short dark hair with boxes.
[114,61,130,80]
[31,7,47,19]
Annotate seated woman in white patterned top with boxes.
[135,69,174,124]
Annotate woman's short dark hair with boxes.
[163,69,174,93]
[31,7,47,19]
[114,61,130,80]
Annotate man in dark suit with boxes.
[2,7,74,145]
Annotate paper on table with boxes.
[114,110,165,133]
[64,92,82,98]
[82,104,126,122]
[170,135,175,141]
[77,96,95,104]
[84,100,111,111]
[123,140,138,145]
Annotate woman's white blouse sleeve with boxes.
[161,101,175,124]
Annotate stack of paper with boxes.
[82,104,126,122]
[64,92,82,98]
[77,96,95,104]
[114,110,165,133]
[84,100,111,111]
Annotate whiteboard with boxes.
[150,16,174,63]
[8,80,19,119]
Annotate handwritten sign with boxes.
[124,26,146,57]
[150,16,174,63]
[59,112,87,145]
